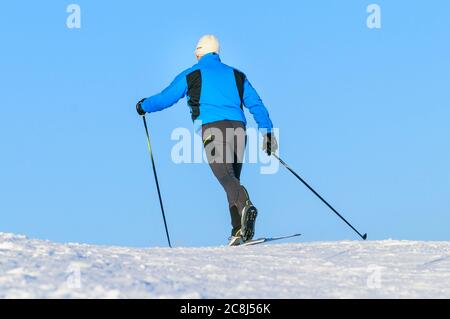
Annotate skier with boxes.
[136,35,277,246]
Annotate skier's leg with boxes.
[230,122,246,235]
[230,156,244,237]
[203,121,248,235]
[230,122,258,242]
[232,121,246,179]
[232,161,243,180]
[229,121,249,209]
[207,146,244,234]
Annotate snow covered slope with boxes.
[1,232,449,298]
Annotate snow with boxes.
[1,232,450,298]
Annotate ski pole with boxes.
[272,153,367,240]
[142,115,172,248]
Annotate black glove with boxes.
[136,98,146,116]
[263,133,278,155]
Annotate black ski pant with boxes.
[202,120,248,233]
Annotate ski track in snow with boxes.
[1,232,450,299]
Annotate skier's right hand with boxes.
[263,132,278,156]
[136,98,146,116]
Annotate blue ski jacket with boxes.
[141,53,273,131]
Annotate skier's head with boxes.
[195,34,220,60]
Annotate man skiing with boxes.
[136,35,277,246]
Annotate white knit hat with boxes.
[195,35,220,58]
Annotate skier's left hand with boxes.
[136,98,146,116]
[263,132,278,155]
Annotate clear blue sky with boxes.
[1,1,449,247]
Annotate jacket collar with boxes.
[198,53,221,64]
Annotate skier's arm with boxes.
[243,77,273,132]
[141,72,188,113]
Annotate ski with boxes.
[240,233,301,246]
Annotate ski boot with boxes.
[240,187,258,242]
[228,228,244,246]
